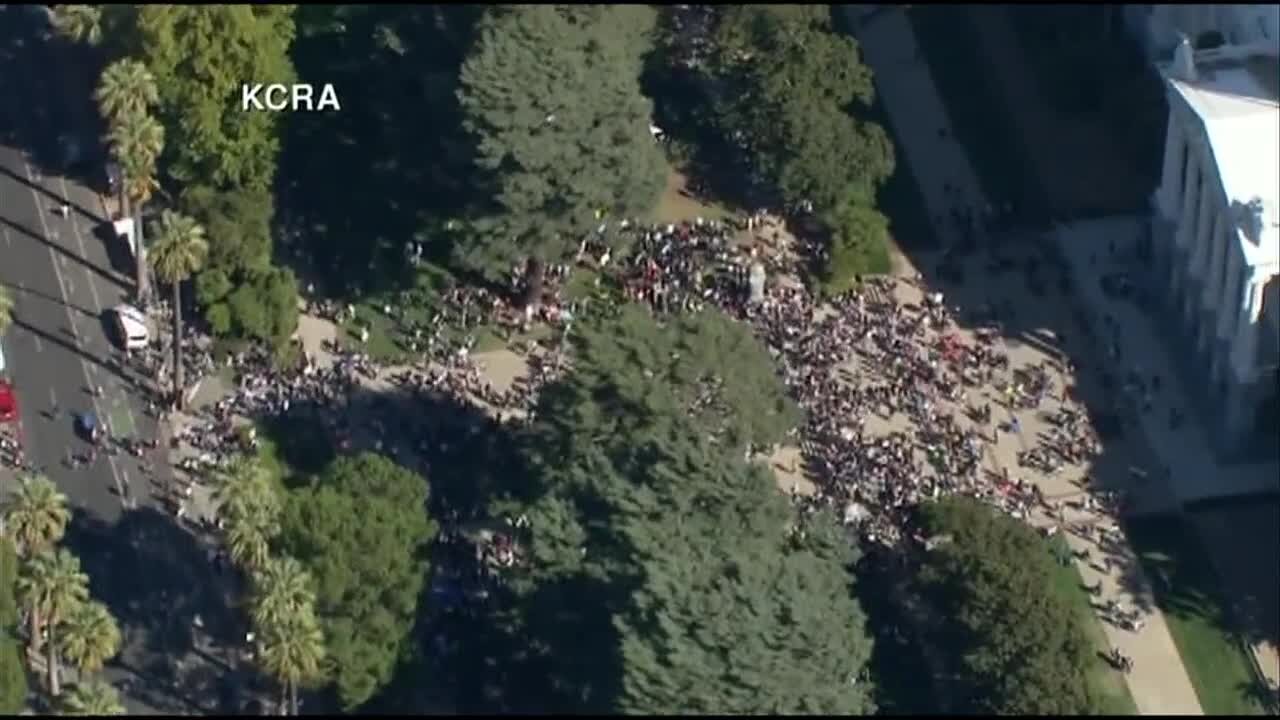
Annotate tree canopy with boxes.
[485,306,873,714]
[818,200,892,295]
[708,6,893,210]
[911,497,1098,715]
[526,305,800,471]
[454,4,667,280]
[127,5,298,192]
[277,453,436,710]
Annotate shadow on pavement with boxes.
[62,506,247,715]
[279,5,486,299]
[1,279,99,320]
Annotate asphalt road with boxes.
[0,94,155,523]
[0,9,249,715]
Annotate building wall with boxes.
[1139,4,1279,59]
[1148,82,1280,461]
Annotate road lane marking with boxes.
[57,179,141,439]
[58,177,106,314]
[20,159,127,505]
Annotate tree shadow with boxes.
[277,4,487,301]
[0,6,109,194]
[286,376,629,714]
[61,506,242,715]
[853,546,942,715]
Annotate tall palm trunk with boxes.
[134,198,150,305]
[28,608,43,654]
[172,280,184,409]
[46,622,59,697]
[289,678,298,716]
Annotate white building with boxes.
[1149,19,1280,459]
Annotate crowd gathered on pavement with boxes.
[158,209,1150,546]
[107,198,1168,671]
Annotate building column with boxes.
[1182,162,1213,333]
[1215,246,1244,340]
[1157,117,1184,219]
[1220,377,1256,458]
[1170,145,1200,304]
[1230,274,1265,379]
[1198,211,1228,356]
[1213,273,1264,455]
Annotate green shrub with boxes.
[817,200,892,296]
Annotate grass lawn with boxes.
[1124,514,1270,716]
[1048,536,1140,715]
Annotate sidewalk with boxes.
[845,5,1204,714]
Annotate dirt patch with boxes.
[768,445,816,497]
[652,168,735,224]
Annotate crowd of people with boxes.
[561,213,1112,548]
[159,201,1130,564]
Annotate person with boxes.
[60,202,70,218]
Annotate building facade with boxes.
[1124,4,1279,59]
[1149,28,1280,460]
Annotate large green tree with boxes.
[709,6,893,210]
[911,497,1099,715]
[455,4,667,281]
[277,453,436,710]
[483,306,873,713]
[127,5,298,192]
[2,474,70,559]
[17,549,90,697]
[105,5,300,346]
[149,210,209,406]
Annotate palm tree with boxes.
[106,111,164,304]
[257,608,326,716]
[214,459,281,572]
[16,549,89,696]
[2,474,71,558]
[250,556,316,636]
[149,210,208,408]
[0,284,13,336]
[60,678,125,716]
[226,521,273,575]
[57,600,121,682]
[94,59,159,126]
[50,5,104,46]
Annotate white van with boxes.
[112,304,150,350]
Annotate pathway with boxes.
[845,5,1204,714]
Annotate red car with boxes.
[0,381,16,424]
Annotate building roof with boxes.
[1168,49,1280,270]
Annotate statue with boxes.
[748,262,766,304]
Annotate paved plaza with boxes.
[846,5,1206,714]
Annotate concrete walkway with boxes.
[845,5,1204,715]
